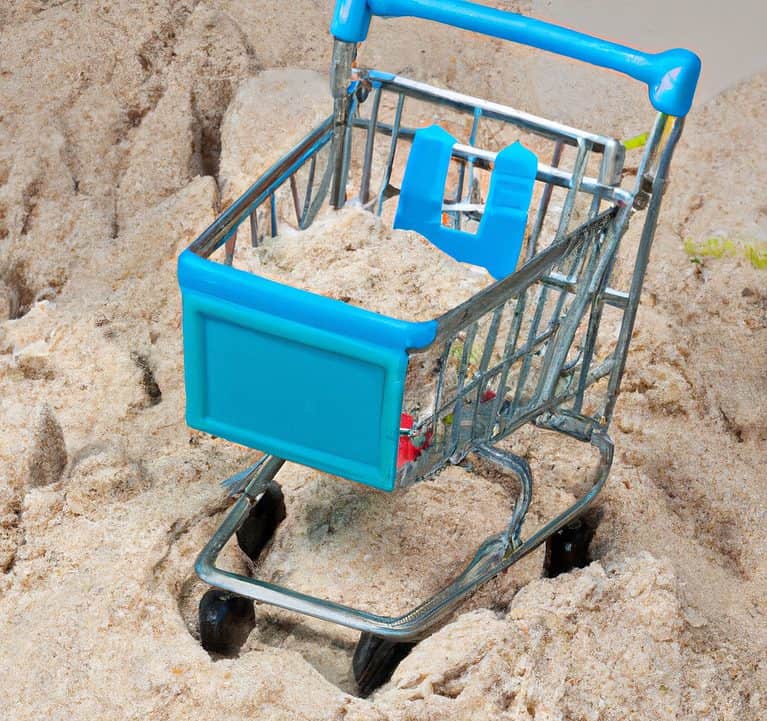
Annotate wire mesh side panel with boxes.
[329,75,639,486]
[397,208,622,485]
[202,124,337,265]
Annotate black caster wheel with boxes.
[236,481,287,563]
[353,632,417,698]
[198,589,256,656]
[543,517,595,578]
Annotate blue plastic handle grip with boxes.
[331,0,700,116]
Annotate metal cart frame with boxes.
[180,1,699,643]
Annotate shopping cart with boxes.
[178,0,699,694]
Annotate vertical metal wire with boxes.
[376,92,405,216]
[554,138,590,242]
[249,211,259,247]
[487,295,527,434]
[469,305,504,439]
[449,323,479,453]
[299,155,317,229]
[289,175,302,226]
[269,193,278,237]
[452,107,482,230]
[359,86,382,205]
[224,231,236,266]
[335,95,358,209]
[572,255,610,414]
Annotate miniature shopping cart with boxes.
[178,0,699,694]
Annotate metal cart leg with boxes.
[194,431,612,642]
[474,443,533,550]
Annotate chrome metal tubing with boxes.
[196,432,611,641]
[330,40,357,208]
[358,70,623,158]
[602,115,684,424]
[188,118,333,258]
[349,117,632,207]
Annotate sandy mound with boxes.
[0,1,765,719]
[374,555,752,719]
[218,68,332,209]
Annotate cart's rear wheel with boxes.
[543,517,595,578]
[198,589,256,656]
[236,481,287,563]
[353,632,417,698]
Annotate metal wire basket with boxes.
[178,0,699,683]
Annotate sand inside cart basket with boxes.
[234,205,494,322]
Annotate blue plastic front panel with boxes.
[178,251,437,491]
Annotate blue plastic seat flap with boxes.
[393,124,537,280]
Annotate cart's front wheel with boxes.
[198,589,256,656]
[236,481,287,563]
[353,632,417,698]
[543,517,595,578]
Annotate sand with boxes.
[1,1,765,719]
[234,205,493,322]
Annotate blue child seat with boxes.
[394,124,537,279]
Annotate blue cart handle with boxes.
[331,0,700,116]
